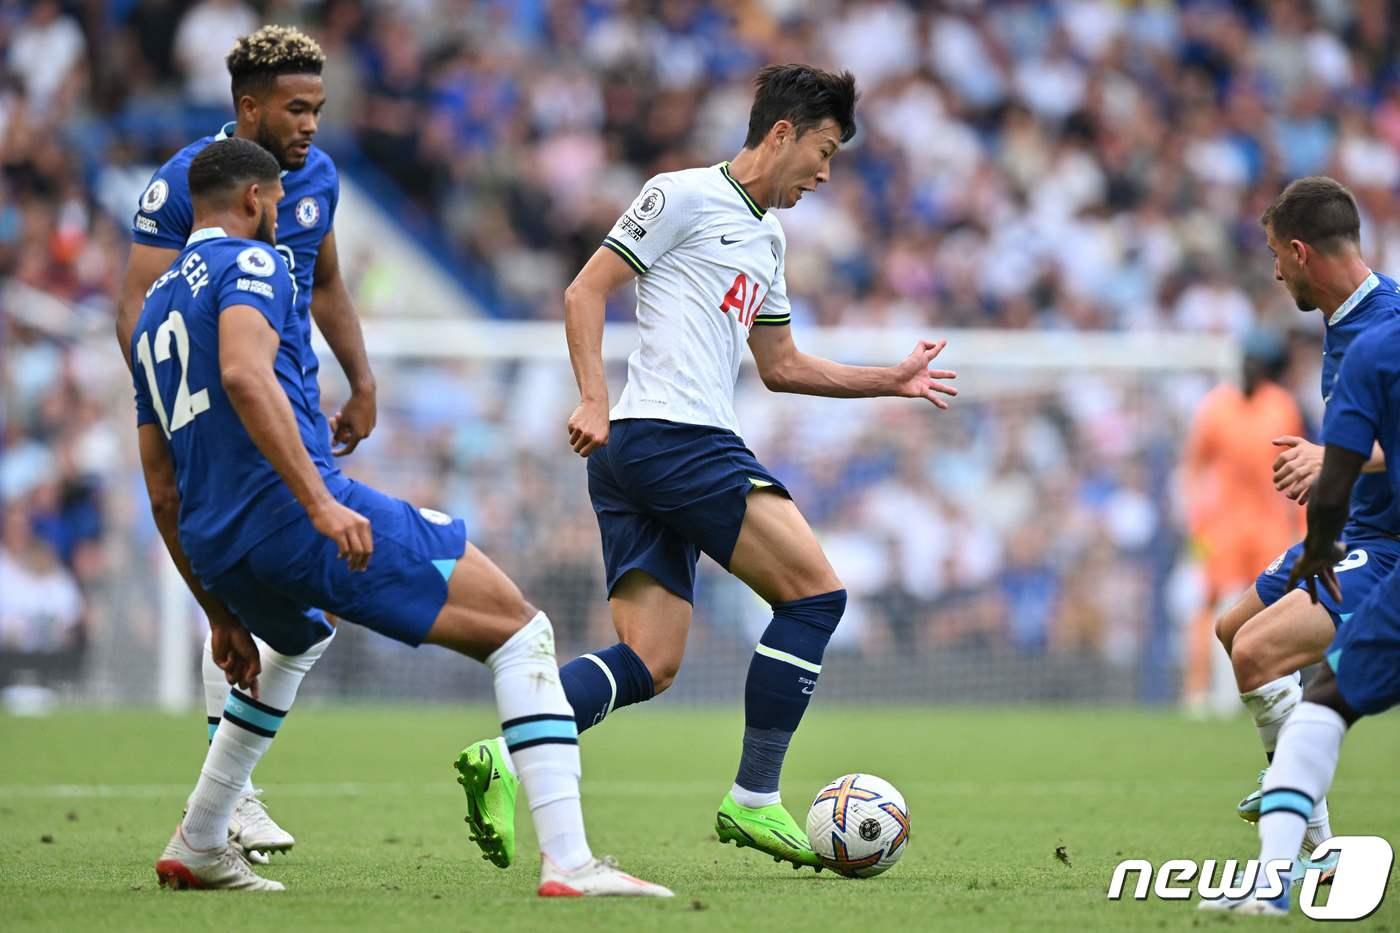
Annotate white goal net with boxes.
[19,320,1236,709]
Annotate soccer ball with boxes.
[806,773,910,878]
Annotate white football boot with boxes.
[1198,891,1289,916]
[155,826,285,891]
[230,789,294,858]
[537,855,674,897]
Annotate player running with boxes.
[116,26,376,859]
[136,138,669,897]
[1212,177,1400,869]
[454,64,956,873]
[1200,305,1400,917]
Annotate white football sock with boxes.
[487,613,591,871]
[1304,795,1333,856]
[730,784,781,809]
[1240,672,1301,757]
[1256,702,1346,883]
[182,631,332,849]
[202,632,254,796]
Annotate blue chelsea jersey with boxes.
[1321,272,1400,536]
[1324,312,1400,505]
[130,229,346,581]
[131,124,339,432]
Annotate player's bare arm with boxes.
[219,303,373,570]
[748,327,957,407]
[563,247,638,456]
[311,229,377,455]
[1272,436,1385,503]
[117,244,180,371]
[1287,444,1368,603]
[136,423,260,693]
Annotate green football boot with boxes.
[715,793,823,871]
[454,738,518,868]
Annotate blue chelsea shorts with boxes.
[1254,524,1400,627]
[205,480,467,655]
[1327,564,1400,715]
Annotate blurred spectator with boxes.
[6,0,85,118]
[0,503,85,655]
[7,0,1400,702]
[174,0,258,107]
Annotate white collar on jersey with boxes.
[215,122,290,178]
[187,226,227,246]
[1329,271,1379,327]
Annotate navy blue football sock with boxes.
[734,589,846,799]
[559,643,655,732]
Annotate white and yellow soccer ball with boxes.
[806,773,910,878]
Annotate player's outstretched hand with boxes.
[209,611,261,699]
[1285,540,1346,605]
[890,339,958,409]
[1272,435,1322,503]
[330,388,377,456]
[308,498,374,571]
[568,400,610,457]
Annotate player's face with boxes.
[1265,225,1317,312]
[253,179,284,246]
[252,74,325,171]
[774,119,842,210]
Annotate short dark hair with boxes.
[226,25,325,103]
[188,138,281,204]
[743,64,858,149]
[1260,176,1361,253]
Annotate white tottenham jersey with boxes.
[603,162,791,435]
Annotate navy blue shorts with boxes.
[1254,525,1400,626]
[205,480,467,655]
[587,419,788,604]
[1328,565,1400,715]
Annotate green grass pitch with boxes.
[1,705,1397,932]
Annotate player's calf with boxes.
[178,631,331,857]
[554,570,688,733]
[434,547,668,892]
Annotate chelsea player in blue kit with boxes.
[138,139,669,897]
[1203,281,1400,918]
[1211,178,1400,867]
[115,26,376,858]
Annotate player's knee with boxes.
[624,640,683,694]
[785,566,844,604]
[1230,630,1274,693]
[649,656,682,694]
[1214,611,1236,653]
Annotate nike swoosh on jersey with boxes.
[720,234,742,245]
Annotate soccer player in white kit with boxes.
[455,64,954,873]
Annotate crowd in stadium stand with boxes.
[3,0,1399,697]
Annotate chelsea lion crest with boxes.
[295,196,320,228]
